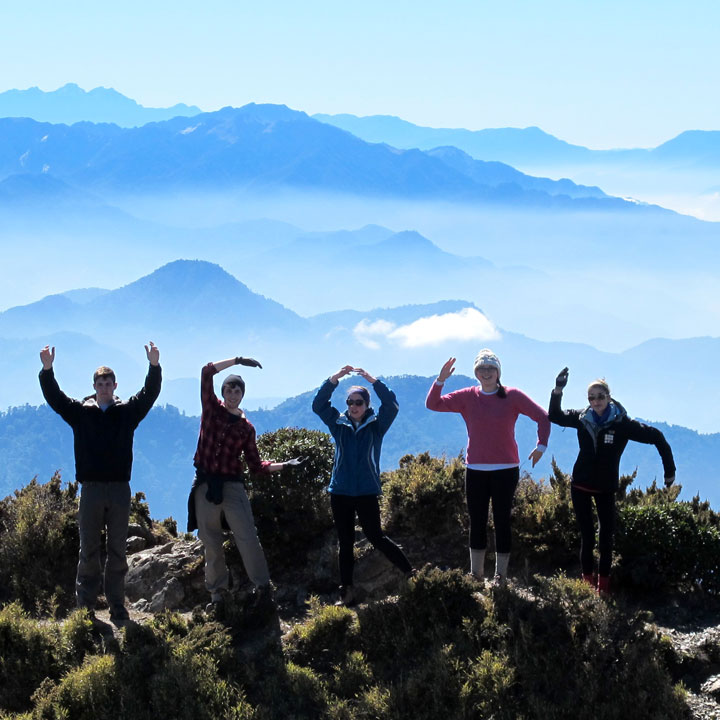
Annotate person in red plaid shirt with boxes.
[187,355,303,613]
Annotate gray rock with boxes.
[125,538,205,609]
[148,577,185,612]
[126,536,147,554]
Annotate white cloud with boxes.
[352,308,500,349]
[353,318,395,349]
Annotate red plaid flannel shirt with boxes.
[193,363,271,476]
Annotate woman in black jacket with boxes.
[549,368,675,593]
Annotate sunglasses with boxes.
[346,398,366,407]
[587,393,607,401]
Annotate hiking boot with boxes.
[205,597,226,619]
[334,585,356,607]
[109,606,130,627]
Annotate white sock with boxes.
[495,553,510,579]
[470,548,486,578]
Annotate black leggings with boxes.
[330,493,412,587]
[571,486,615,577]
[465,467,519,554]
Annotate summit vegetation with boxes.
[1,428,719,719]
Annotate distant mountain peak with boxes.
[0,83,201,127]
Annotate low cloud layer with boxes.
[354,307,500,349]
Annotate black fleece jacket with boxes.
[548,391,675,493]
[39,364,162,483]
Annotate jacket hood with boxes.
[82,394,121,408]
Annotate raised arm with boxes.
[201,355,262,408]
[426,358,464,412]
[548,367,581,428]
[38,345,80,422]
[128,342,162,420]
[211,355,263,373]
[355,368,398,435]
[312,365,353,427]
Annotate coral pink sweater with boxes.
[426,382,550,465]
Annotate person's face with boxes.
[346,393,367,421]
[93,375,117,404]
[587,385,610,415]
[222,382,244,410]
[475,365,498,391]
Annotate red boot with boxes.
[597,575,611,595]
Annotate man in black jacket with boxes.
[39,343,162,624]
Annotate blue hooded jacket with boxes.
[312,378,398,496]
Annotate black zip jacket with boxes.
[39,364,162,483]
[548,391,675,493]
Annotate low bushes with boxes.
[0,473,78,611]
[251,427,335,569]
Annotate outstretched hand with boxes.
[354,367,377,384]
[236,356,262,369]
[555,367,569,390]
[40,345,55,370]
[528,449,544,468]
[284,456,307,468]
[330,365,354,384]
[437,357,456,383]
[145,341,160,366]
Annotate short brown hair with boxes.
[93,366,116,383]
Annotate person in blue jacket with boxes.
[313,365,413,606]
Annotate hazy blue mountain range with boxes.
[313,113,720,170]
[3,170,719,357]
[1,259,719,435]
[0,105,658,209]
[2,374,717,524]
[0,83,201,127]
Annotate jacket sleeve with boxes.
[624,419,676,479]
[38,368,81,425]
[200,362,222,412]
[548,391,581,429]
[312,378,340,429]
[516,390,551,447]
[243,424,272,475]
[425,381,464,413]
[373,379,399,436]
[127,363,162,424]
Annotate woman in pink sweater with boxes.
[426,349,550,582]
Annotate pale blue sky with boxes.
[1,0,718,148]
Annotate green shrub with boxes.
[512,462,577,570]
[329,650,374,699]
[285,598,360,672]
[381,452,465,536]
[457,649,517,720]
[250,427,334,569]
[494,574,688,719]
[0,603,62,712]
[33,654,122,720]
[0,474,78,611]
[30,611,255,720]
[0,604,96,713]
[616,502,720,594]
